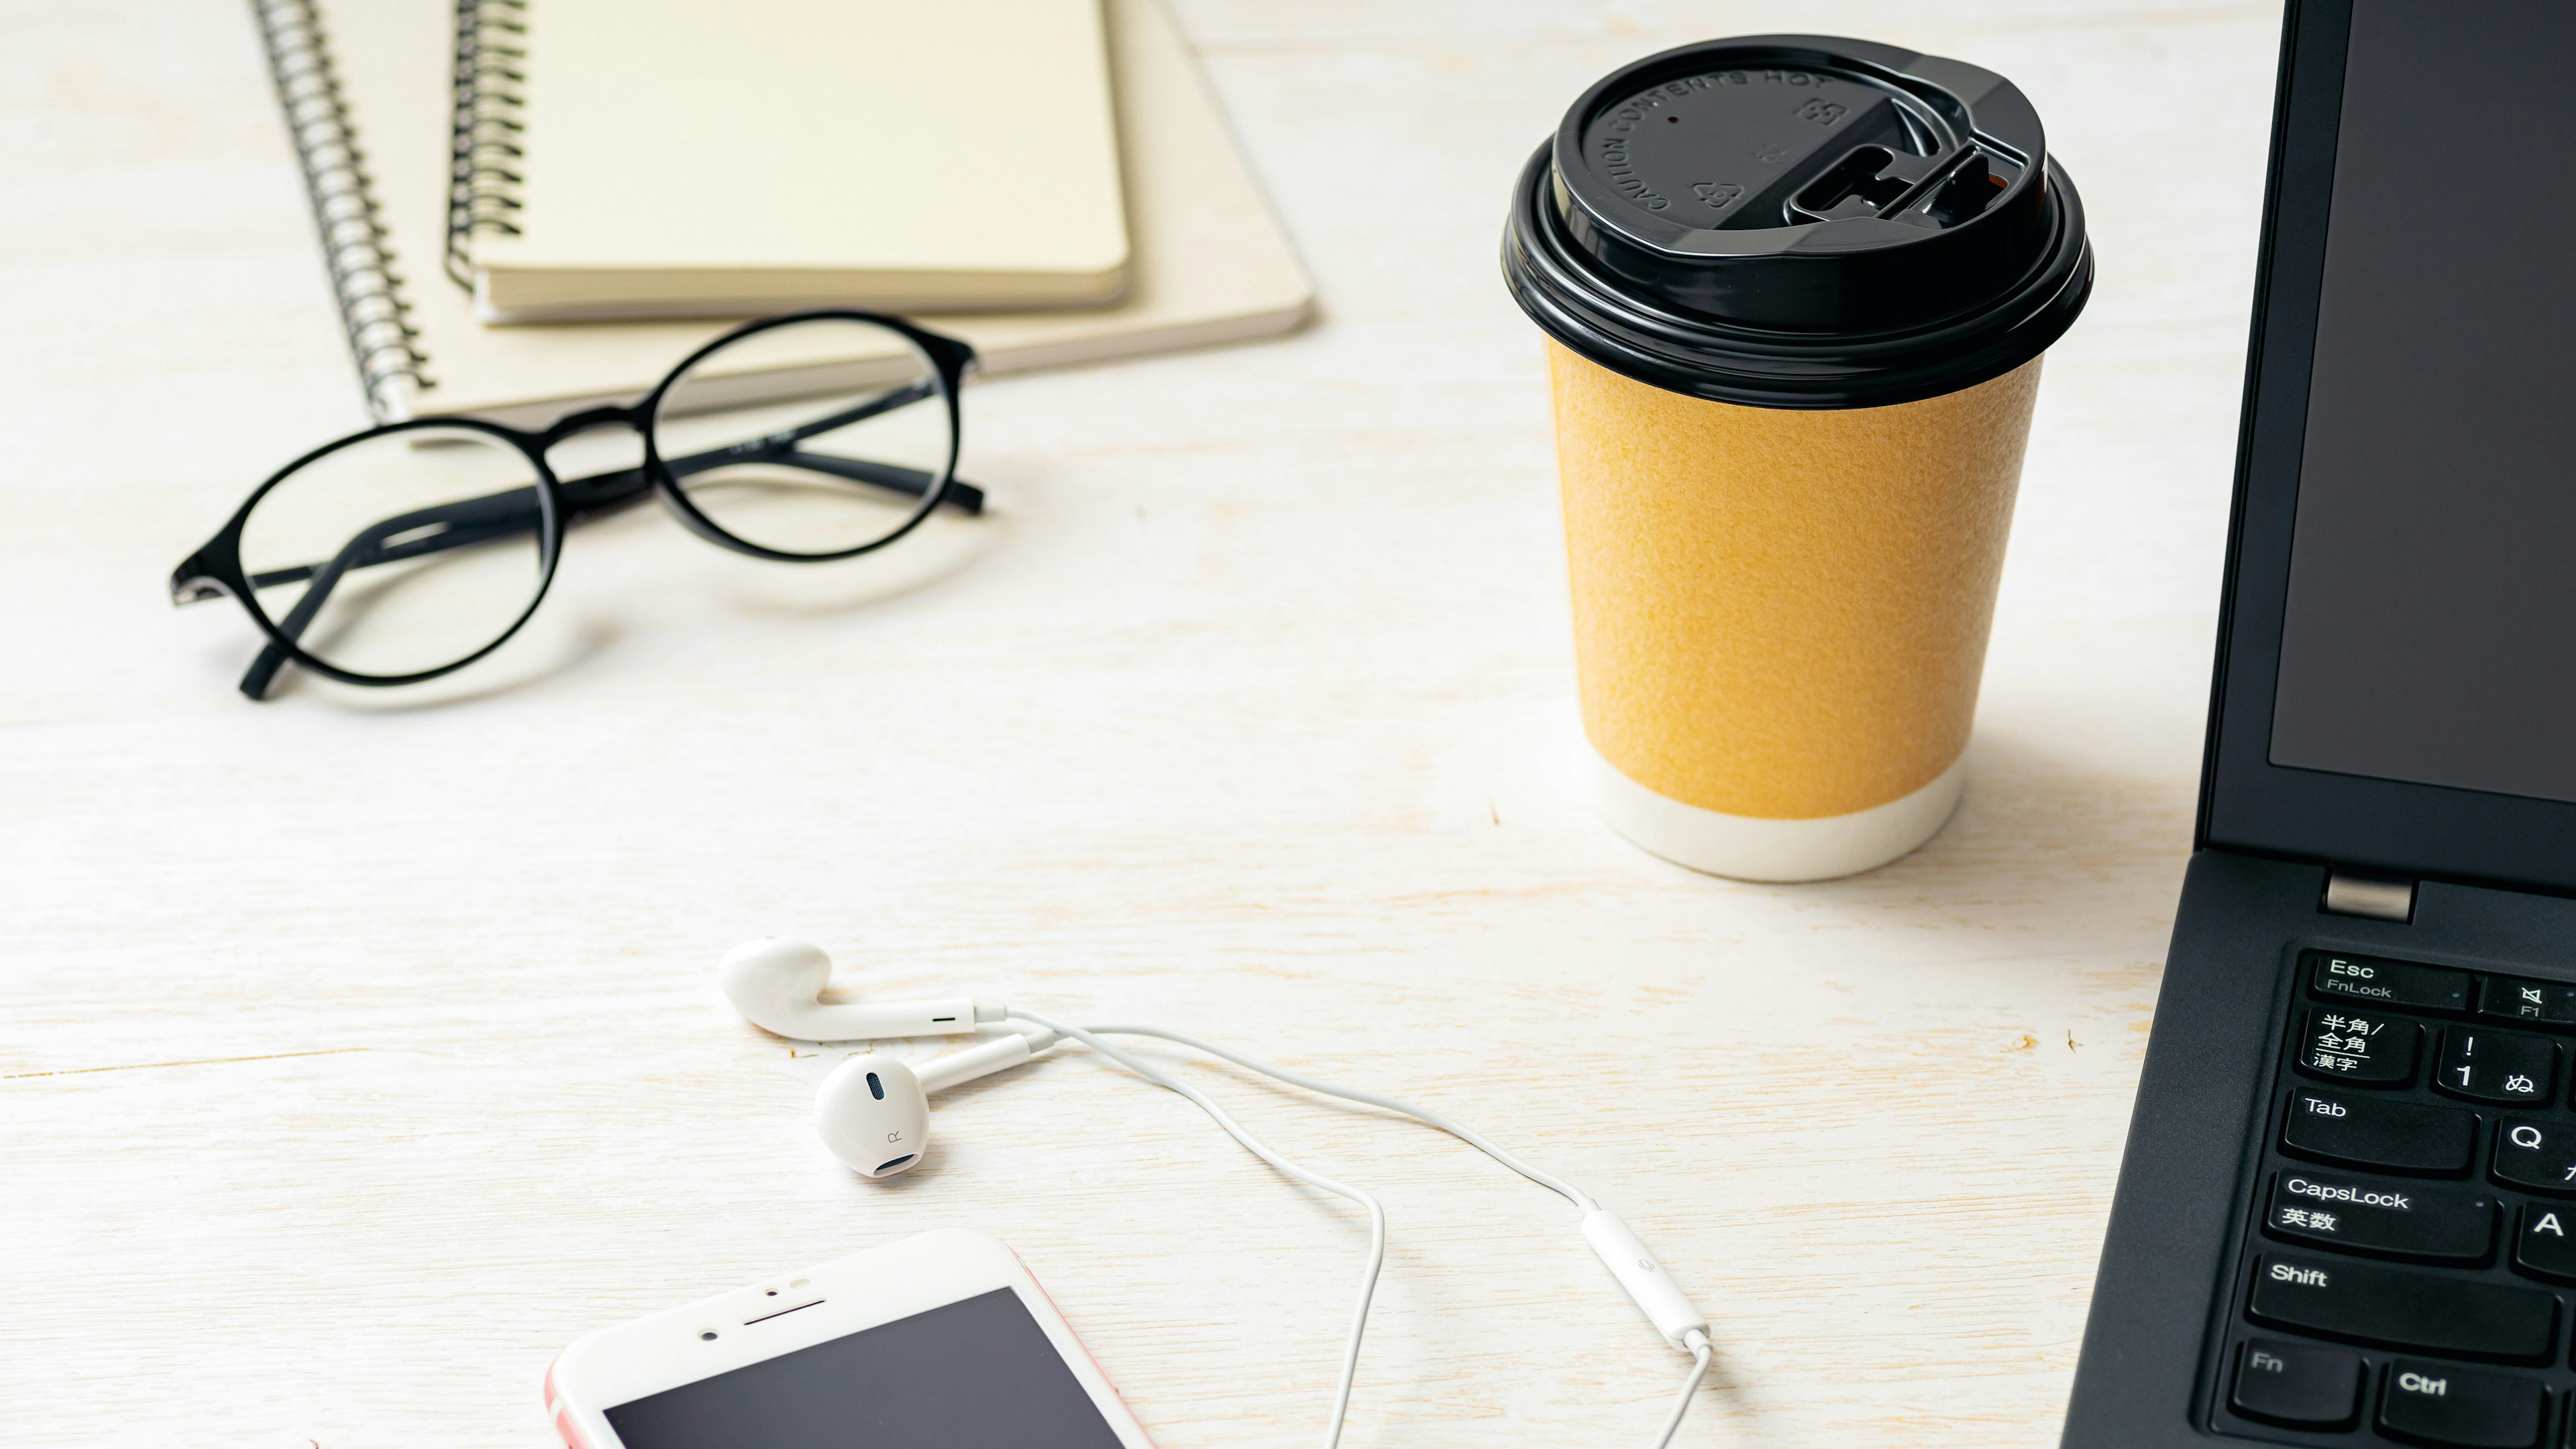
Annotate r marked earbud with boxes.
[720,938,1004,1042]
[815,1030,1061,1178]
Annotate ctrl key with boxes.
[2377,1360,2546,1448]
[2231,1338,2359,1428]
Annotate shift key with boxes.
[2246,1254,2556,1362]
[2280,1087,2476,1177]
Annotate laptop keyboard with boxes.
[2217,950,2576,1448]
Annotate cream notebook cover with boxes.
[462,0,1131,322]
[258,0,1311,427]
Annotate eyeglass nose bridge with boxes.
[534,403,648,449]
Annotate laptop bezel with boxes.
[2196,0,2576,896]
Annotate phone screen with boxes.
[602,1287,1126,1448]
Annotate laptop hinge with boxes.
[2322,867,2417,924]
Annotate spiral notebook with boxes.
[250,0,1311,427]
[453,0,1132,322]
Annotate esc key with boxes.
[2308,951,2471,1016]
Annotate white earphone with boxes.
[719,938,1004,1042]
[720,937,1063,1179]
[721,938,1714,1449]
[812,1032,1060,1178]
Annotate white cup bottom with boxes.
[1584,744,1965,882]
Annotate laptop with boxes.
[2062,3,2576,1446]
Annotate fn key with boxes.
[2231,1339,2359,1428]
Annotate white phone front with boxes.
[543,1228,1153,1449]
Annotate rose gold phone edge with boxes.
[541,1227,1154,1449]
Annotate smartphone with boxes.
[543,1228,1154,1449]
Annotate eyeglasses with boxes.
[170,310,979,700]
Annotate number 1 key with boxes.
[2434,1027,2555,1105]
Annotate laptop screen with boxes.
[2263,0,2576,806]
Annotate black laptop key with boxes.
[2296,1008,2422,1085]
[2282,1088,2477,1177]
[2479,976,2576,1032]
[2265,1171,2495,1263]
[2312,951,2474,1015]
[2245,1254,2556,1362]
[2231,1338,2361,1428]
[2510,1204,2576,1285]
[2376,1360,2548,1449]
[2494,1120,2576,1198]
[2436,1027,2557,1106]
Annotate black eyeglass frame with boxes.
[171,309,979,699]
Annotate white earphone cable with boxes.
[1004,1009,1384,1449]
[1002,1011,1709,1449]
[1656,1334,1715,1449]
[1080,1022,1596,1212]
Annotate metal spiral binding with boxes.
[249,0,430,423]
[446,0,529,292]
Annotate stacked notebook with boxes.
[251,0,1313,425]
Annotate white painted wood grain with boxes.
[0,1,2282,1445]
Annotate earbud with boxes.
[720,938,1002,1042]
[720,938,1050,1179]
[815,1029,1061,1178]
[816,1056,931,1179]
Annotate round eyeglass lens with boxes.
[649,316,955,557]
[235,423,551,680]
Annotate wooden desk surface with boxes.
[0,1,2282,1444]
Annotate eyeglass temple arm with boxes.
[771,379,937,443]
[237,487,545,700]
[641,382,983,514]
[547,453,980,518]
[644,379,979,508]
[702,447,981,513]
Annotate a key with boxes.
[2376,1359,2548,1449]
[2281,1088,2477,1177]
[2295,1008,2421,1086]
[2478,975,2576,1032]
[2264,1171,2493,1263]
[2310,951,2473,1015]
[2245,1254,2557,1363]
[2229,1338,2359,1429]
[2435,1027,2557,1106]
[2496,1120,2576,1198]
[2510,1203,2576,1285]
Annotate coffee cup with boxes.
[1502,36,2092,881]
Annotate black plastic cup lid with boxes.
[1502,36,2092,409]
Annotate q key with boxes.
[2493,1118,2576,1197]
